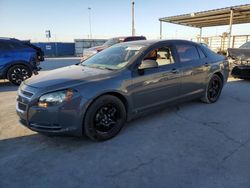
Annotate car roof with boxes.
[112,36,146,39]
[0,37,20,42]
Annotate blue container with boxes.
[32,42,75,57]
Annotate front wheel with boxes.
[7,65,32,85]
[201,74,223,104]
[84,95,126,141]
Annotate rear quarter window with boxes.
[197,47,206,59]
[176,44,200,62]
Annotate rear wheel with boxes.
[7,65,32,85]
[201,74,223,104]
[84,95,126,141]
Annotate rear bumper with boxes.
[30,60,42,75]
[37,55,44,62]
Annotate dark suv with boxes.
[0,38,44,85]
[81,36,146,61]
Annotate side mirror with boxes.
[138,60,158,70]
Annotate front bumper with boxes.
[231,65,250,79]
[16,85,86,136]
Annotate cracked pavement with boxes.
[1,58,250,188]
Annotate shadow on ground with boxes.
[0,81,18,92]
[0,78,250,188]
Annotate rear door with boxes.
[0,40,32,69]
[174,43,210,97]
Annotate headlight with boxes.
[38,89,74,107]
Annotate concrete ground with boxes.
[0,58,250,188]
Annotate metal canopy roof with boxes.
[159,4,250,28]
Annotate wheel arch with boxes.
[86,91,129,115]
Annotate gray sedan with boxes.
[16,40,229,141]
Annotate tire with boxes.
[7,65,32,85]
[201,74,223,104]
[84,95,126,141]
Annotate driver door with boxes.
[131,44,181,112]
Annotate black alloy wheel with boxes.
[84,95,126,141]
[94,103,119,133]
[7,65,32,85]
[202,74,223,103]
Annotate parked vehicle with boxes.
[228,41,250,79]
[228,41,250,61]
[16,40,229,141]
[80,36,146,61]
[0,38,44,85]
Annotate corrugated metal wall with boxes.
[74,39,107,56]
[192,35,250,52]
[33,42,75,57]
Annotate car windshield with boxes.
[103,38,121,46]
[82,44,145,70]
[240,42,250,49]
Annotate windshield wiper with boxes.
[101,67,115,71]
[88,65,115,71]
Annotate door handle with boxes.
[162,68,179,76]
[204,62,210,67]
[171,68,179,74]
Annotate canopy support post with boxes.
[199,27,202,42]
[132,0,135,36]
[160,21,162,39]
[228,8,234,49]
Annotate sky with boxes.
[0,0,249,42]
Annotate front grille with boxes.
[20,118,27,126]
[21,90,34,98]
[232,66,250,78]
[17,89,33,113]
[18,102,27,111]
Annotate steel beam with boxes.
[199,27,202,42]
[227,9,234,48]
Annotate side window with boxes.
[197,47,206,59]
[0,41,11,51]
[0,43,4,51]
[8,41,26,49]
[176,44,200,62]
[143,47,175,67]
[124,37,133,42]
[125,37,144,42]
